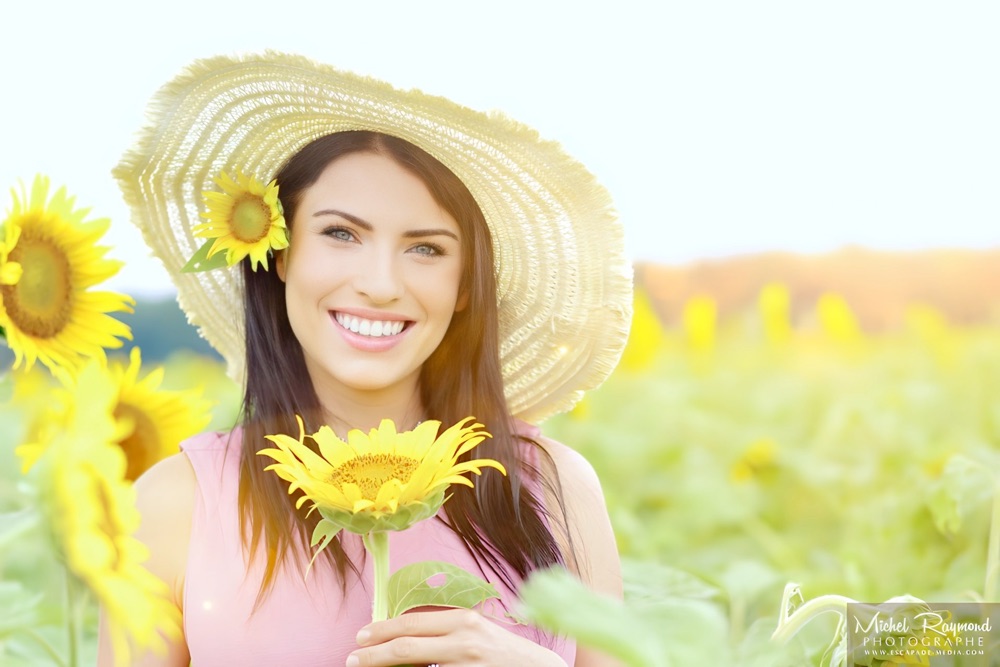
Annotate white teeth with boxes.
[335,313,406,337]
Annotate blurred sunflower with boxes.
[0,175,134,375]
[194,170,288,271]
[260,417,505,535]
[29,361,181,665]
[111,347,213,480]
[17,348,213,481]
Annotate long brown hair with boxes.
[237,131,571,602]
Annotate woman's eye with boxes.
[324,227,355,242]
[411,243,445,257]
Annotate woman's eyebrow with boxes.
[313,209,371,229]
[402,228,459,241]
[313,209,458,241]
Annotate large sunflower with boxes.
[110,347,213,481]
[193,170,289,271]
[260,417,505,534]
[16,348,214,481]
[29,361,181,665]
[0,175,134,376]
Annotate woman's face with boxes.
[277,152,464,405]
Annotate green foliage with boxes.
[387,561,499,617]
[519,566,669,666]
[543,320,1000,664]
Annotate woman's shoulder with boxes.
[178,428,238,453]
[514,421,621,592]
[513,420,602,494]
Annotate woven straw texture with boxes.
[114,52,632,422]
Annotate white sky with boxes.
[2,1,998,297]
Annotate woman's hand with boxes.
[346,608,567,667]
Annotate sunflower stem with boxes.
[65,568,80,667]
[363,531,392,622]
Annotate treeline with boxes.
[640,246,1000,330]
[119,296,222,362]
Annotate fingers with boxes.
[357,608,482,644]
[349,609,489,667]
[348,634,459,667]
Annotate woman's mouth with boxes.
[333,312,409,337]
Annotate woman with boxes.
[104,53,632,666]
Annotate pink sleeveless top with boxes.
[180,426,576,666]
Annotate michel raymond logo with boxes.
[847,602,1000,666]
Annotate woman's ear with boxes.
[275,248,288,282]
[455,289,469,312]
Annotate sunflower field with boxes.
[2,177,999,666]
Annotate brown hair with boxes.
[237,131,571,604]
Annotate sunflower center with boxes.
[229,196,272,243]
[330,454,420,501]
[114,403,160,482]
[1,229,73,338]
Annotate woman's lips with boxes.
[330,311,413,351]
[333,311,409,337]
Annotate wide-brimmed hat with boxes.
[114,52,631,422]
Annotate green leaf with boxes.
[181,240,230,273]
[306,520,341,576]
[0,510,40,552]
[518,567,670,667]
[622,557,721,606]
[386,561,499,618]
[925,455,995,534]
[0,580,42,636]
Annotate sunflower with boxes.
[29,360,181,665]
[0,175,134,376]
[110,347,213,481]
[16,348,213,481]
[260,417,505,535]
[193,170,289,271]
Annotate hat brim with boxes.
[115,51,632,422]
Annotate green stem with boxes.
[65,569,79,667]
[984,480,1000,601]
[363,531,391,622]
[771,583,857,644]
[16,629,68,667]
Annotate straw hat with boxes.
[114,52,632,422]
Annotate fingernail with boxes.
[346,655,359,667]
[356,629,370,645]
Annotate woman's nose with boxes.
[351,247,404,304]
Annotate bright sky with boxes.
[2,1,998,297]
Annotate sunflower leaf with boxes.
[387,560,499,618]
[0,510,40,551]
[310,519,341,549]
[305,520,341,578]
[0,580,42,636]
[517,567,671,667]
[181,240,230,273]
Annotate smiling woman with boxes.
[275,147,465,400]
[107,52,631,667]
